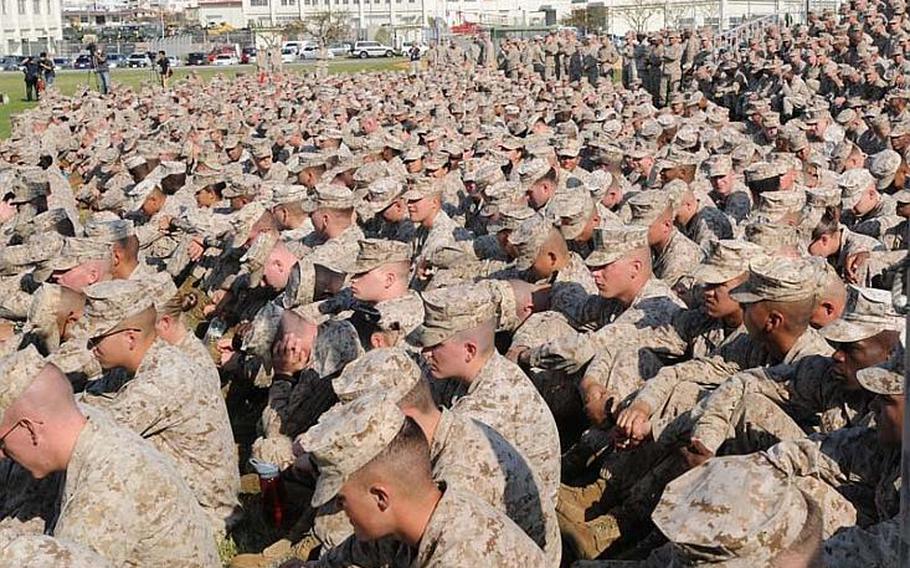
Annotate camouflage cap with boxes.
[855,345,905,395]
[488,201,536,233]
[122,177,161,212]
[805,185,841,209]
[82,219,135,243]
[628,189,673,225]
[730,257,826,304]
[8,169,50,204]
[272,184,313,209]
[401,146,426,162]
[868,150,901,190]
[413,284,498,347]
[364,176,405,212]
[313,183,355,210]
[24,283,64,348]
[250,140,273,159]
[894,188,910,204]
[744,161,784,183]
[240,232,280,288]
[350,239,411,275]
[838,168,875,209]
[302,392,407,507]
[820,286,904,343]
[551,187,595,240]
[690,240,767,284]
[332,347,422,404]
[402,176,442,201]
[517,158,553,186]
[557,138,582,158]
[229,201,267,248]
[756,190,806,220]
[75,280,154,340]
[223,174,261,199]
[508,214,556,270]
[585,222,649,268]
[0,345,46,419]
[706,154,733,177]
[890,120,910,138]
[473,162,506,191]
[142,272,178,313]
[287,152,329,174]
[423,152,448,171]
[47,237,112,272]
[654,453,809,566]
[0,233,64,277]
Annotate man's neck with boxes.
[124,335,157,375]
[397,485,444,548]
[614,277,647,308]
[112,260,137,280]
[766,328,804,362]
[459,350,494,385]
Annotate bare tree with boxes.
[619,0,661,33]
[284,11,352,47]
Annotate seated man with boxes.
[414,283,561,509]
[77,280,239,533]
[304,393,548,566]
[0,346,218,566]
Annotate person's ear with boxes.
[370,485,391,512]
[369,332,386,350]
[464,341,478,362]
[87,266,100,285]
[767,310,784,332]
[819,300,836,318]
[111,247,123,269]
[547,250,558,269]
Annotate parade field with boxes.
[0,58,403,139]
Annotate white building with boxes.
[0,0,64,55]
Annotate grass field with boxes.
[0,58,406,139]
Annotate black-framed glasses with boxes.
[87,327,140,350]
[0,421,24,453]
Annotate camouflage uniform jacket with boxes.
[450,352,561,508]
[631,325,771,418]
[690,327,836,453]
[53,406,219,567]
[313,407,561,565]
[653,229,704,293]
[0,534,114,568]
[527,277,686,373]
[681,205,734,249]
[431,408,560,565]
[318,487,548,567]
[766,429,900,565]
[81,339,238,532]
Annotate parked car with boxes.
[72,54,93,70]
[241,46,257,64]
[280,47,298,64]
[187,52,208,66]
[396,41,428,57]
[52,56,72,69]
[351,41,395,59]
[106,53,127,68]
[126,52,151,68]
[327,43,352,57]
[300,45,334,60]
[212,54,238,66]
[168,55,181,68]
[207,46,238,63]
[0,56,21,71]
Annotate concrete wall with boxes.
[1,0,65,55]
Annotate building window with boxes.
[32,0,39,13]
[249,0,267,6]
[1,0,6,14]
[18,0,25,14]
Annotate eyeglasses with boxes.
[0,421,24,454]
[87,327,140,350]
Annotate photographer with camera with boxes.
[155,50,172,89]
[90,44,111,95]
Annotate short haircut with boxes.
[356,417,433,497]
